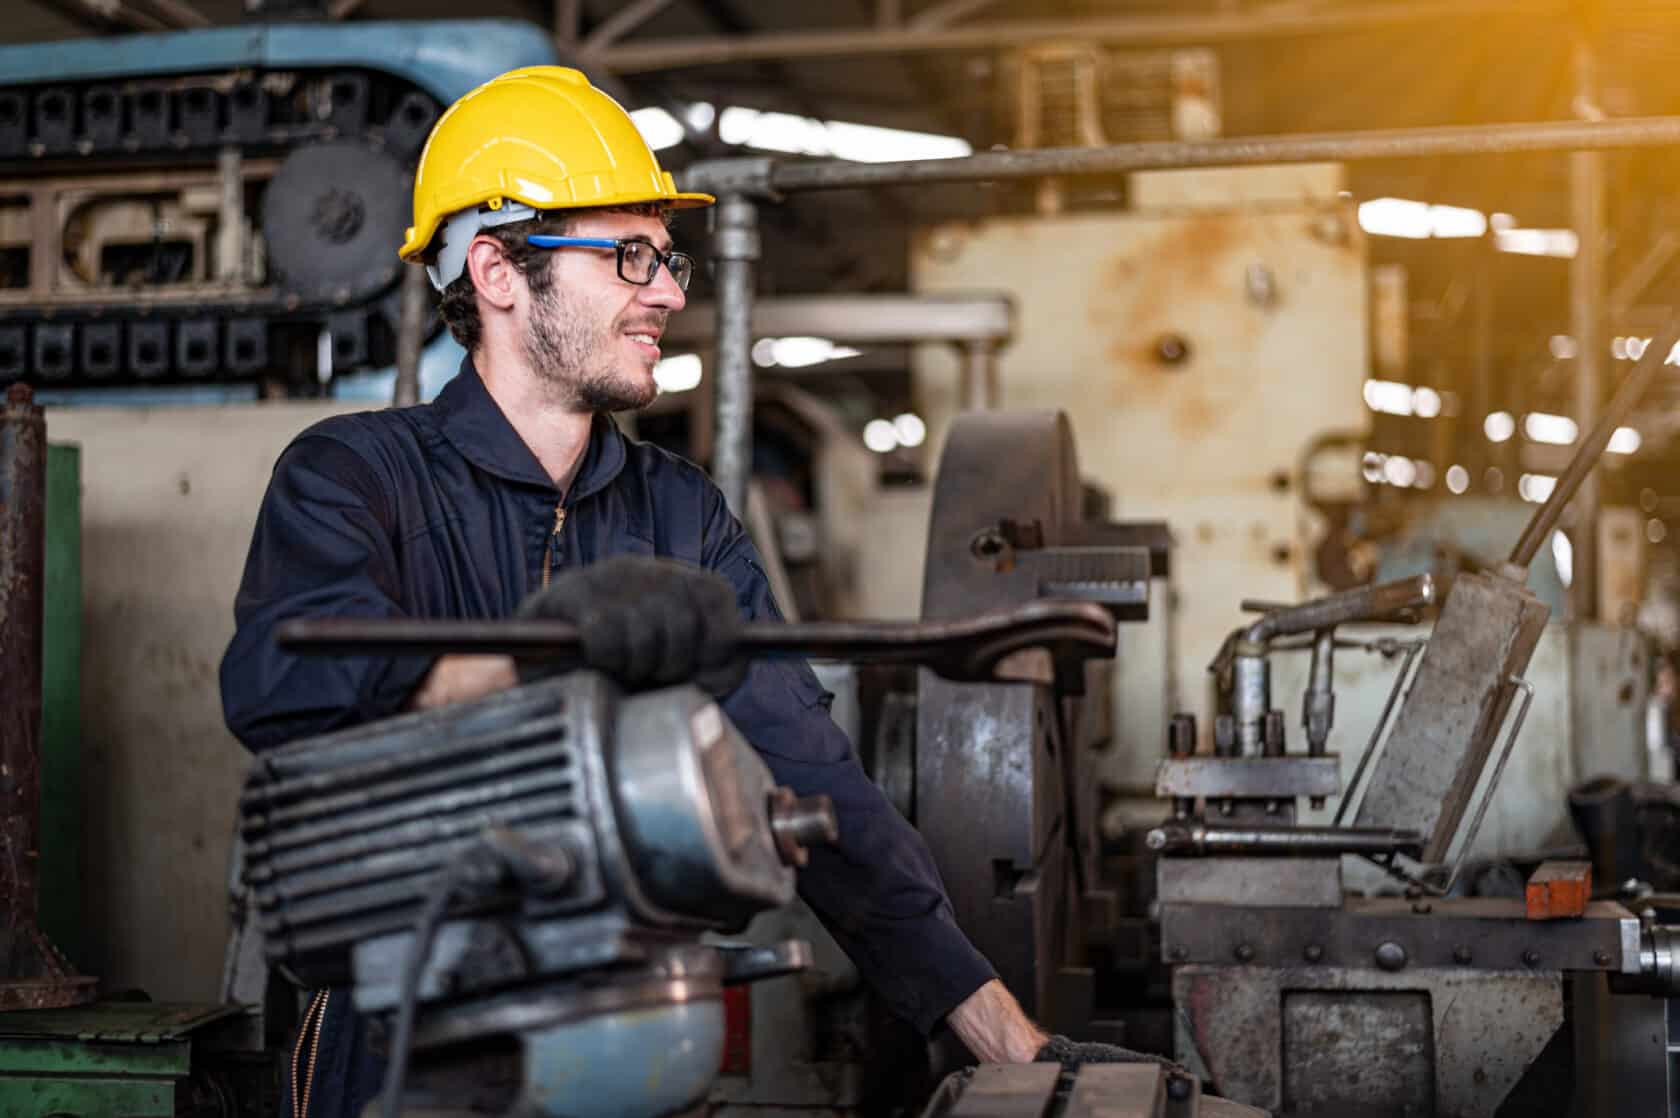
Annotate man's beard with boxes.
[523,280,660,412]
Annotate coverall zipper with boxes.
[541,502,567,587]
[292,988,329,1118]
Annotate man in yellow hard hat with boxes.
[221,66,1123,1117]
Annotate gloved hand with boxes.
[516,555,745,695]
[1034,1034,1190,1077]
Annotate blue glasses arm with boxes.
[526,236,620,249]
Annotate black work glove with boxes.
[1034,1034,1190,1077]
[516,555,745,695]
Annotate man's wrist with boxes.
[945,979,1051,1063]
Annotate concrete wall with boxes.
[47,402,355,1001]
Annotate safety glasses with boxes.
[526,235,695,292]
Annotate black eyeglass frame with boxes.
[525,235,695,292]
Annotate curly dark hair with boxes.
[435,203,672,354]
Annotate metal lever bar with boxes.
[1436,675,1537,894]
[1508,314,1680,569]
[1146,820,1425,858]
[275,599,1118,685]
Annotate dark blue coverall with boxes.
[219,358,996,1117]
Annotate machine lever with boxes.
[276,599,1118,685]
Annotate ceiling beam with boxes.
[136,0,210,27]
[595,0,1560,73]
[580,0,679,54]
[907,0,1002,31]
[31,0,168,31]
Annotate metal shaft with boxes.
[0,385,45,950]
[392,263,429,408]
[686,116,1680,198]
[1145,820,1425,858]
[711,194,759,517]
[1569,35,1607,618]
[1507,314,1680,570]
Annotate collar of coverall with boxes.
[433,354,628,499]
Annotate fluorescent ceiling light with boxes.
[1524,412,1578,446]
[863,418,899,453]
[1496,228,1578,258]
[630,106,685,152]
[1519,473,1559,503]
[1446,464,1470,494]
[1358,197,1486,239]
[718,105,971,163]
[752,336,862,369]
[1608,427,1642,455]
[653,353,702,393]
[893,413,927,448]
[1484,411,1516,443]
[1363,379,1414,416]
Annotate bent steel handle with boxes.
[275,599,1118,685]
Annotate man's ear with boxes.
[465,235,520,312]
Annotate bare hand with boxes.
[408,654,519,711]
[945,979,1050,1063]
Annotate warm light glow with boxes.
[1524,412,1578,446]
[1413,386,1443,418]
[1446,464,1470,494]
[863,419,899,453]
[1413,460,1436,489]
[1358,197,1487,239]
[1362,453,1385,484]
[653,353,702,393]
[1549,335,1579,360]
[1519,473,1559,503]
[1650,519,1669,544]
[630,107,685,151]
[1484,412,1516,443]
[893,413,927,448]
[1608,427,1642,455]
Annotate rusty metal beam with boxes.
[685,115,1680,197]
[580,0,678,54]
[595,0,1557,72]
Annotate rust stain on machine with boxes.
[0,384,95,1009]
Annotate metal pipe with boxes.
[1145,820,1425,858]
[1232,654,1269,757]
[1303,630,1335,758]
[685,116,1680,198]
[1507,314,1680,570]
[0,384,45,942]
[710,194,759,516]
[1570,36,1607,620]
[1240,574,1437,646]
[392,264,428,409]
[958,340,999,410]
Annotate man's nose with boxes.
[640,265,686,312]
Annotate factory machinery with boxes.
[0,19,559,393]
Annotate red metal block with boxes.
[1526,860,1592,920]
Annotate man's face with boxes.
[519,208,686,412]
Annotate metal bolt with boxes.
[1594,950,1613,967]
[1166,1076,1193,1101]
[1523,949,1541,968]
[1303,944,1323,963]
[1412,901,1433,915]
[1233,943,1255,963]
[1169,945,1188,962]
[1154,332,1191,366]
[1374,941,1407,971]
[1309,796,1327,810]
[1453,946,1473,965]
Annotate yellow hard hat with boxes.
[398,65,713,267]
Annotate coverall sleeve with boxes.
[700,491,998,1035]
[219,433,434,752]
